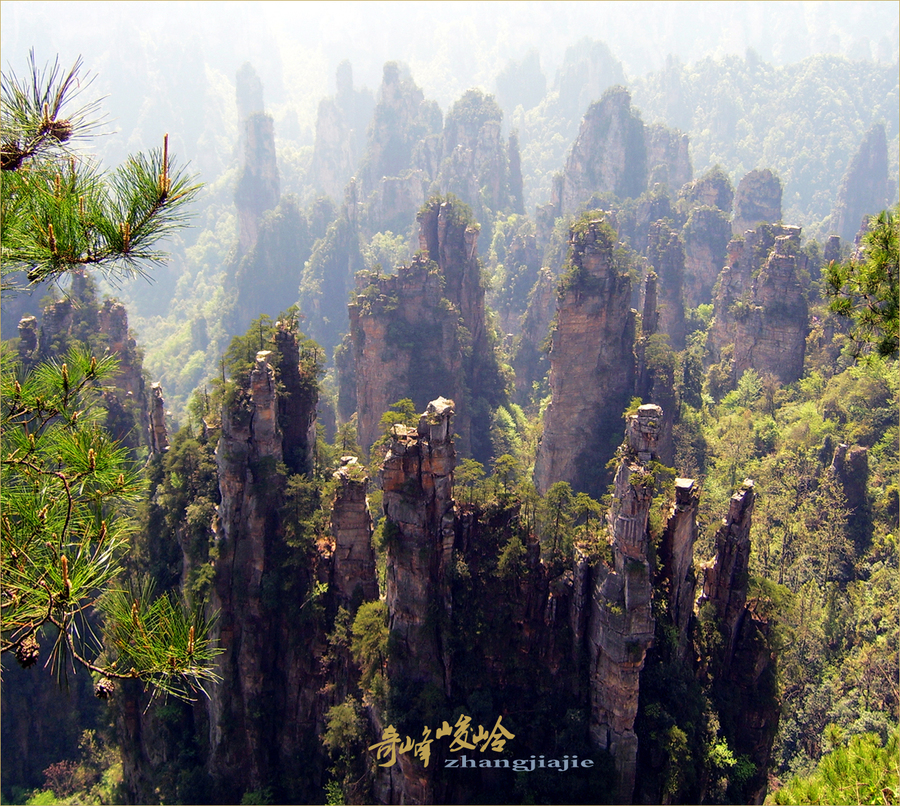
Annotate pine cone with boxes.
[48,120,73,142]
[1,143,25,171]
[94,677,116,700]
[15,635,39,668]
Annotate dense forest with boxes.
[1,4,898,805]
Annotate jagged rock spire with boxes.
[588,404,660,803]
[148,383,169,454]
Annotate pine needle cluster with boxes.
[1,53,217,701]
[1,50,200,292]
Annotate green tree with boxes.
[350,600,388,697]
[1,52,200,292]
[826,208,899,359]
[543,481,574,561]
[767,730,899,805]
[1,54,214,699]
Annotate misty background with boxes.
[3,1,898,168]
[2,0,898,418]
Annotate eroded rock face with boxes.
[207,346,327,802]
[417,198,489,365]
[732,169,782,235]
[149,383,169,454]
[832,123,889,242]
[235,62,264,122]
[700,480,755,666]
[358,62,442,201]
[680,164,734,214]
[331,458,377,604]
[381,398,456,697]
[350,197,502,460]
[548,87,691,222]
[311,61,375,202]
[697,479,778,803]
[368,170,427,234]
[350,257,466,452]
[16,316,37,365]
[588,405,660,802]
[709,224,809,385]
[208,350,282,793]
[646,220,687,350]
[235,113,280,254]
[557,87,648,216]
[534,217,636,497]
[646,123,691,191]
[510,268,556,403]
[683,205,732,308]
[660,478,700,663]
[273,323,317,475]
[33,277,149,451]
[438,89,509,218]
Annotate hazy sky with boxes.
[3,2,898,108]
[1,2,897,180]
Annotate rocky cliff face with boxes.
[831,123,889,242]
[682,205,733,308]
[274,322,318,475]
[311,61,376,202]
[646,123,692,191]
[556,87,648,216]
[634,278,677,467]
[148,383,170,454]
[646,220,687,350]
[700,481,756,666]
[113,378,781,805]
[27,274,149,451]
[534,217,636,497]
[350,197,504,461]
[709,224,809,385]
[331,457,378,604]
[732,169,782,236]
[206,338,329,802]
[208,350,285,793]
[588,405,660,802]
[235,62,265,123]
[349,256,466,453]
[16,315,37,364]
[381,399,456,691]
[235,112,280,255]
[358,62,442,204]
[416,199,489,365]
[698,480,779,804]
[510,268,556,403]
[546,86,691,223]
[438,90,507,217]
[680,164,734,214]
[659,478,700,664]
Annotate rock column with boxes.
[380,398,456,692]
[660,478,699,663]
[331,457,377,603]
[534,217,635,497]
[588,404,660,803]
